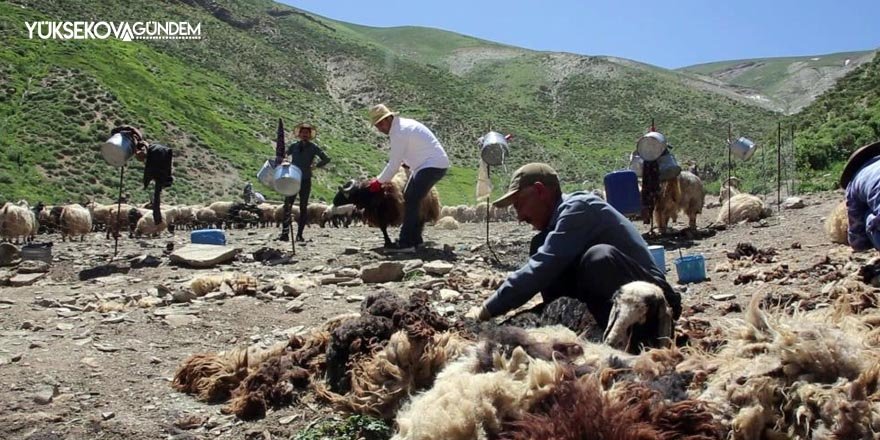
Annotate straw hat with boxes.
[294,123,317,140]
[840,140,880,189]
[369,104,397,126]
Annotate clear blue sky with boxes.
[282,0,879,68]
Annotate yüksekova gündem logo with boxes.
[25,21,202,41]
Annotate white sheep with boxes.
[53,204,92,241]
[715,193,771,224]
[0,202,37,243]
[676,171,705,229]
[826,201,848,245]
[435,216,460,230]
[602,281,674,353]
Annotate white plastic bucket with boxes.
[100,133,134,168]
[648,245,665,272]
[729,137,757,161]
[257,158,277,188]
[273,163,302,196]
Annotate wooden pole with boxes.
[727,123,732,225]
[777,122,782,212]
[113,165,125,257]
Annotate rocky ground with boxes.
[0,190,862,439]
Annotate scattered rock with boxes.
[286,299,305,313]
[78,264,130,281]
[101,411,115,421]
[165,314,199,328]
[129,254,161,269]
[279,414,299,425]
[360,262,405,284]
[782,197,805,209]
[57,323,75,331]
[0,243,20,266]
[710,293,736,301]
[81,357,100,369]
[93,343,120,352]
[342,247,359,255]
[171,289,197,303]
[337,278,364,287]
[335,267,360,278]
[345,294,365,303]
[33,385,57,405]
[439,289,462,301]
[9,272,47,286]
[320,276,355,285]
[17,260,50,274]
[280,277,315,297]
[423,260,454,276]
[403,259,424,272]
[169,245,240,268]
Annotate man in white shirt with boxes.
[368,104,450,252]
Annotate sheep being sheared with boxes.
[602,281,674,354]
[333,168,441,247]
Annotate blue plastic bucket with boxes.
[648,245,665,272]
[191,229,226,246]
[603,170,641,216]
[675,254,706,284]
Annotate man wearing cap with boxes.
[368,104,450,252]
[465,163,681,339]
[277,123,330,242]
[840,141,880,252]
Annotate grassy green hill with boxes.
[1,0,779,206]
[680,50,877,114]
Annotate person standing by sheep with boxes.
[277,123,330,242]
[368,104,450,252]
[111,126,173,226]
[465,163,681,349]
[840,141,880,252]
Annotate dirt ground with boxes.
[0,190,859,439]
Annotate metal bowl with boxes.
[636,131,667,161]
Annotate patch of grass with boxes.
[294,415,391,440]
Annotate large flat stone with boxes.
[9,272,46,287]
[360,262,405,284]
[0,243,20,266]
[169,245,239,268]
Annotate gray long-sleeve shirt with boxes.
[484,192,664,317]
[285,140,330,178]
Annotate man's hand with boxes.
[465,305,490,322]
[368,179,382,193]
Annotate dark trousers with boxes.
[399,167,447,247]
[281,178,312,238]
[530,234,679,329]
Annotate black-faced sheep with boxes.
[333,169,441,247]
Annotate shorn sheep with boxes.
[333,168,441,247]
[50,204,92,241]
[826,201,848,245]
[715,193,771,224]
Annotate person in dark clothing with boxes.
[465,163,681,347]
[277,123,330,242]
[110,126,172,225]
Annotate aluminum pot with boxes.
[257,158,277,188]
[273,163,302,196]
[658,151,682,181]
[479,131,509,166]
[729,137,757,161]
[636,131,667,161]
[100,132,134,168]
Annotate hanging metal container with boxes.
[479,131,509,166]
[100,132,134,167]
[273,163,302,196]
[636,131,667,161]
[729,137,757,161]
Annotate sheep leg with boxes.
[688,213,697,230]
[380,226,392,248]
